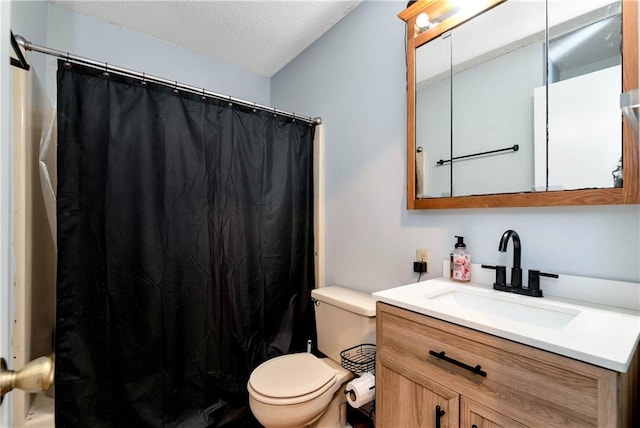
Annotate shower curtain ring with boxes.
[141,72,147,87]
[102,62,110,79]
[228,96,233,108]
[63,52,71,69]
[201,88,206,101]
[173,81,179,95]
[252,102,257,113]
[273,108,277,118]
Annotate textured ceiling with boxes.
[51,0,362,77]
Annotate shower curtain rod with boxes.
[13,34,322,125]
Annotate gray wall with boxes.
[272,0,640,291]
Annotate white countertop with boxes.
[373,277,640,372]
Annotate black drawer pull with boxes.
[429,350,487,377]
[435,405,445,428]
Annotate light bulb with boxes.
[416,12,432,30]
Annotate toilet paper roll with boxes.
[344,372,375,408]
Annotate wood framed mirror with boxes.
[400,0,638,209]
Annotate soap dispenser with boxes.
[451,236,471,282]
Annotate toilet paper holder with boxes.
[340,344,376,376]
[343,370,376,411]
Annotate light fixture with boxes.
[416,12,433,31]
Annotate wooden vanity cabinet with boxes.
[375,302,639,427]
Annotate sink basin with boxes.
[426,289,579,329]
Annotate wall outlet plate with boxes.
[416,249,430,265]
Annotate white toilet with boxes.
[247,286,376,428]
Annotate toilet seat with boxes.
[249,353,337,405]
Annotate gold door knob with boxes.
[0,355,54,404]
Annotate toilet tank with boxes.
[311,286,376,364]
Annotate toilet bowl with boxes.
[247,353,352,427]
[247,286,377,428]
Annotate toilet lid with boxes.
[249,353,336,398]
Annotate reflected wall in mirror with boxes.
[541,3,622,191]
[400,0,638,209]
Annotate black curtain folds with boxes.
[55,61,316,427]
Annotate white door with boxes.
[6,50,57,428]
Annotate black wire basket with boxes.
[340,343,376,376]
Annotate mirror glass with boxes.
[415,0,622,198]
[543,1,622,191]
[416,33,451,198]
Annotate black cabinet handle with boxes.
[472,425,478,428]
[435,405,445,428]
[429,350,487,377]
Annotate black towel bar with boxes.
[436,144,518,166]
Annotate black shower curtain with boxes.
[55,61,316,427]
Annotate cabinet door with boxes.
[460,397,526,428]
[377,357,459,427]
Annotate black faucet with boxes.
[482,229,559,297]
[498,229,522,289]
